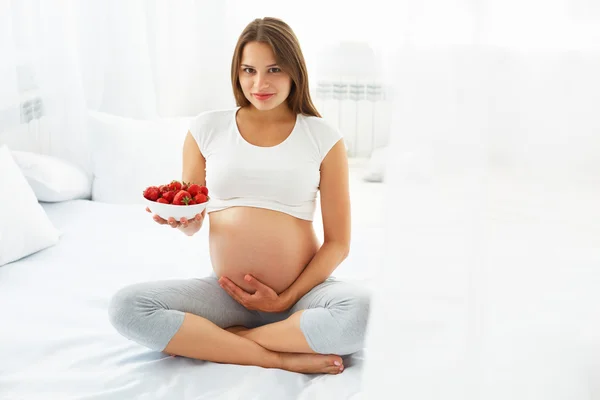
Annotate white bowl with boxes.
[144,197,209,221]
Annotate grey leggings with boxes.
[108,275,371,356]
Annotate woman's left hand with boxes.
[218,275,289,313]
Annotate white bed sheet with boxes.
[0,169,385,400]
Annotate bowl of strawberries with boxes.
[143,180,209,220]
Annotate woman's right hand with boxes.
[146,207,206,236]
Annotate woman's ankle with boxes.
[259,349,283,369]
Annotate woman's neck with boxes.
[245,103,295,123]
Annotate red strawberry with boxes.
[199,186,208,196]
[143,186,161,201]
[188,199,197,205]
[194,193,207,204]
[158,185,169,193]
[168,180,182,192]
[157,197,169,204]
[187,184,201,197]
[161,190,175,204]
[173,190,192,205]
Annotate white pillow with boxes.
[363,146,388,182]
[0,145,61,267]
[88,111,192,204]
[10,150,92,202]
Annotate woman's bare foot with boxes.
[164,347,343,374]
[278,353,344,375]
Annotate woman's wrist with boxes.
[178,224,200,236]
[278,289,296,310]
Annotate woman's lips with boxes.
[253,93,274,101]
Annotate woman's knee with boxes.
[302,289,372,355]
[339,290,372,349]
[107,282,179,343]
[107,283,148,334]
[107,282,187,351]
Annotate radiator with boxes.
[313,80,392,158]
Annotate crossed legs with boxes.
[108,276,370,374]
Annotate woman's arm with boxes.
[182,130,206,186]
[174,131,207,235]
[280,139,351,307]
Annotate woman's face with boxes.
[238,41,292,112]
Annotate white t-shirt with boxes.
[188,107,343,221]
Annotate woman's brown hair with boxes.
[230,17,321,118]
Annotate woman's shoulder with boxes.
[298,114,344,160]
[192,107,238,128]
[189,107,238,152]
[299,114,342,139]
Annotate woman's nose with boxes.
[254,74,270,89]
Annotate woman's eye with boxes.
[242,67,280,74]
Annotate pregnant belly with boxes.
[208,207,320,294]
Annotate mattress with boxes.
[0,169,384,400]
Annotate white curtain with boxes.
[361,1,600,399]
[0,0,234,173]
[0,1,19,129]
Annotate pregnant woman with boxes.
[108,17,370,375]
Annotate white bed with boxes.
[0,164,385,400]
